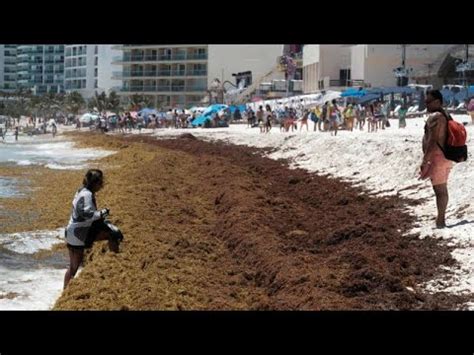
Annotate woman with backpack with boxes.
[420,89,467,228]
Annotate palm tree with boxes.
[28,95,42,117]
[14,87,32,118]
[106,91,122,114]
[128,94,153,111]
[88,91,108,112]
[64,92,86,115]
[37,93,55,118]
[47,92,64,118]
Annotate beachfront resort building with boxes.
[0,45,17,92]
[302,45,471,93]
[64,45,121,99]
[64,45,97,98]
[16,45,65,94]
[111,45,284,109]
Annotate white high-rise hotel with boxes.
[0,44,121,97]
[0,45,17,91]
[64,45,121,98]
[112,45,284,108]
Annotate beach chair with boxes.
[406,105,419,118]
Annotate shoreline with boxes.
[1,127,472,310]
[0,131,117,309]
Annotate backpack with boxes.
[436,111,468,162]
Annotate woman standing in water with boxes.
[64,169,123,289]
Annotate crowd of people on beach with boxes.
[0,116,58,141]
[76,109,202,133]
[3,94,473,141]
[243,99,413,135]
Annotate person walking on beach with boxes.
[246,108,254,128]
[343,104,355,132]
[257,106,264,133]
[126,112,133,132]
[320,103,328,131]
[311,106,320,131]
[64,169,123,289]
[14,126,19,141]
[51,120,57,138]
[328,99,340,136]
[173,109,179,129]
[357,104,366,130]
[300,109,309,132]
[367,103,377,133]
[381,100,390,129]
[419,90,454,228]
[398,102,408,128]
[467,97,474,124]
[264,104,273,133]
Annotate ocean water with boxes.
[0,134,115,309]
[0,135,114,170]
[0,229,66,310]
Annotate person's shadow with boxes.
[447,220,474,228]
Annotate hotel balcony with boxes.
[112,53,207,64]
[119,85,207,93]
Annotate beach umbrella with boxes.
[341,88,367,97]
[356,94,380,105]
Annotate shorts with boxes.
[66,221,107,250]
[429,150,453,186]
